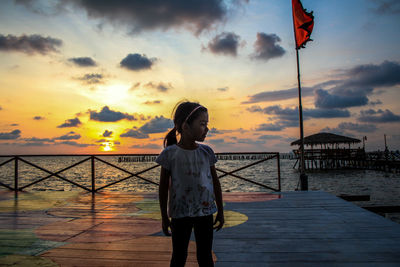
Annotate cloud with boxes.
[13,0,64,15]
[205,32,243,56]
[22,132,85,145]
[16,135,94,147]
[120,53,157,71]
[120,116,172,140]
[251,105,350,120]
[77,73,104,84]
[207,127,222,137]
[120,129,149,139]
[144,82,173,92]
[129,82,141,91]
[246,105,263,113]
[370,99,383,105]
[0,33,62,55]
[322,61,400,92]
[139,116,173,134]
[262,105,299,121]
[259,134,281,140]
[89,106,136,122]
[33,116,45,120]
[251,33,285,61]
[314,88,369,109]
[68,57,97,67]
[243,87,314,104]
[341,60,400,88]
[315,61,400,108]
[250,105,350,131]
[237,138,265,145]
[244,61,400,106]
[336,122,377,133]
[24,137,54,143]
[62,0,247,35]
[54,131,81,140]
[255,123,287,132]
[368,0,400,14]
[57,118,81,128]
[103,130,113,137]
[207,138,231,145]
[58,141,94,147]
[0,129,21,140]
[130,143,161,149]
[143,100,162,105]
[20,142,51,147]
[217,87,229,92]
[358,109,400,123]
[305,107,351,119]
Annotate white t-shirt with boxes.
[156,144,218,218]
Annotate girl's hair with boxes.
[164,101,208,147]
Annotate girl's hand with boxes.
[213,212,224,231]
[162,217,171,236]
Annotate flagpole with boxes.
[292,0,309,191]
[295,47,308,191]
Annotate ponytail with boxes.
[164,127,177,147]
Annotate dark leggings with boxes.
[170,215,214,267]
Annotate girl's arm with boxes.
[159,166,171,236]
[211,165,224,231]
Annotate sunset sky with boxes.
[1,0,399,154]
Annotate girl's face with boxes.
[186,111,209,142]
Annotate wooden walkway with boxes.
[0,190,399,266]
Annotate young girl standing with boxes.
[157,101,224,267]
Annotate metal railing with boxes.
[0,152,280,193]
[215,152,280,192]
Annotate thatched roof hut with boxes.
[291,132,361,147]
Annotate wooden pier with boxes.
[290,132,400,172]
[0,190,399,266]
[292,149,400,172]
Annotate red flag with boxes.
[292,0,314,49]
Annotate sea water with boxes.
[0,155,399,221]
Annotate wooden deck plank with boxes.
[0,190,399,266]
[35,257,201,267]
[212,191,400,265]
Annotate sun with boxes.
[101,142,114,152]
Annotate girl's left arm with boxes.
[159,167,171,236]
[211,165,224,231]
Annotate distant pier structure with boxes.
[291,132,369,170]
[291,132,400,171]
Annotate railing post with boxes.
[14,156,18,193]
[277,153,281,192]
[91,156,95,193]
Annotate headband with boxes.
[183,105,203,125]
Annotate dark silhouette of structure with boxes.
[291,132,362,170]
